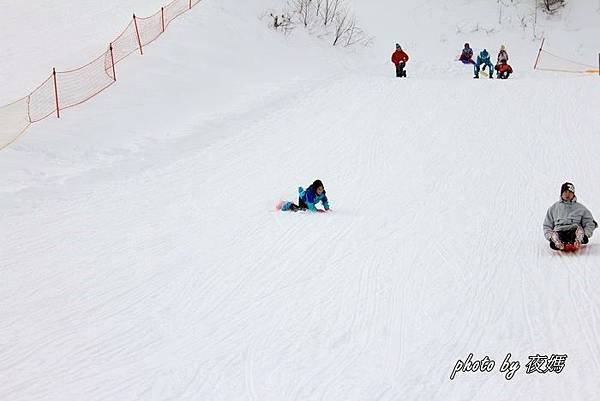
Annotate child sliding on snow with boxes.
[543,182,597,251]
[278,179,330,213]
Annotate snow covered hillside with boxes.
[2,1,600,400]
[351,0,600,76]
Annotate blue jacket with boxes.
[299,185,330,211]
[477,50,492,65]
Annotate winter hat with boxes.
[312,179,324,190]
[561,182,575,194]
[500,44,506,51]
[464,42,470,48]
[395,43,401,49]
[481,49,488,57]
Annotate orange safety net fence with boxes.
[56,50,116,112]
[165,0,192,28]
[137,10,164,48]
[112,20,141,65]
[0,0,203,151]
[28,75,57,123]
[534,38,600,74]
[0,97,31,150]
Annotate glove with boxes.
[583,235,589,244]
[550,231,564,250]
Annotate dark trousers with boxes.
[497,71,511,79]
[495,65,511,79]
[549,228,589,249]
[395,62,406,78]
[287,198,309,212]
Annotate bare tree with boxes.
[541,0,565,13]
[497,0,516,24]
[301,0,313,27]
[343,16,359,47]
[343,16,371,47]
[323,0,342,26]
[270,13,282,29]
[314,0,323,17]
[332,9,351,46]
[268,0,369,48]
[533,0,539,39]
[322,0,331,26]
[281,14,293,34]
[290,0,314,27]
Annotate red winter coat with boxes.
[496,63,513,74]
[391,50,409,65]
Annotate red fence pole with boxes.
[533,37,545,70]
[52,68,60,118]
[109,43,117,81]
[133,14,144,55]
[161,7,165,32]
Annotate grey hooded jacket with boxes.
[543,196,597,240]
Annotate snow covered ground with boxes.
[2,1,600,400]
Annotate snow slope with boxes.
[2,1,600,400]
[1,0,166,103]
[351,0,600,76]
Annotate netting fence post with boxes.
[27,95,32,123]
[161,7,165,32]
[598,53,599,77]
[53,68,60,118]
[534,37,545,70]
[189,0,192,9]
[110,43,117,81]
[133,14,144,55]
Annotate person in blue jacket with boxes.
[279,179,330,212]
[474,49,494,79]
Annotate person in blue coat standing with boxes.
[278,179,330,212]
[474,49,494,79]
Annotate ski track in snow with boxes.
[3,70,600,400]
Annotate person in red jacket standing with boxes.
[391,43,409,78]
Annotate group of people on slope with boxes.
[278,179,597,252]
[390,43,513,79]
[459,42,513,79]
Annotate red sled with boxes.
[562,243,580,252]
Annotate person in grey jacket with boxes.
[543,182,597,250]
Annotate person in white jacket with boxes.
[496,45,509,65]
[543,182,597,250]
